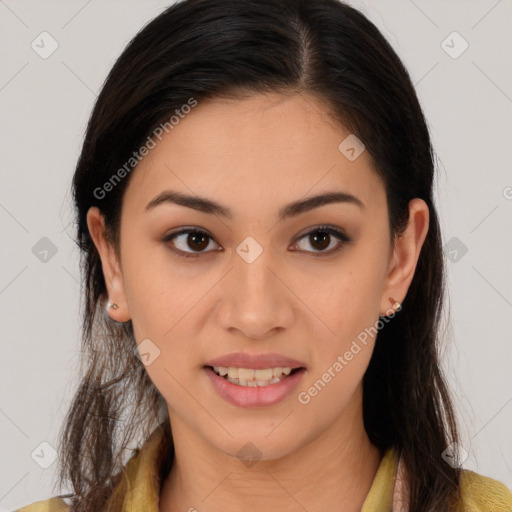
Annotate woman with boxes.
[17,0,511,511]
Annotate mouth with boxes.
[203,364,307,408]
[204,365,304,387]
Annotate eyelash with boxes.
[162,225,351,259]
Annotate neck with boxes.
[159,388,382,512]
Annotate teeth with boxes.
[227,377,283,386]
[238,368,255,380]
[212,366,296,386]
[227,367,238,379]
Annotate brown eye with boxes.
[309,231,331,251]
[292,226,350,257]
[163,225,350,260]
[184,231,210,251]
[163,229,220,258]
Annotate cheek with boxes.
[121,238,190,333]
[296,276,379,413]
[297,244,388,375]
[122,252,211,381]
[301,259,385,338]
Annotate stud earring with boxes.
[379,297,402,318]
[108,302,119,310]
[389,296,401,311]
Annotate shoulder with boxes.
[14,496,70,512]
[458,469,512,511]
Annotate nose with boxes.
[215,249,295,340]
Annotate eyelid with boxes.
[162,224,351,258]
[291,225,350,257]
[162,227,220,259]
[293,224,350,243]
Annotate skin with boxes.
[87,92,429,512]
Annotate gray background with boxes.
[1,0,511,509]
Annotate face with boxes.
[88,92,428,461]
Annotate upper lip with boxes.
[204,352,306,370]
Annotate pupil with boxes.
[189,232,208,251]
[311,231,329,250]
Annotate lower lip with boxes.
[203,366,306,408]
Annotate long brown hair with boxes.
[56,0,463,510]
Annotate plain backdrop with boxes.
[1,0,511,509]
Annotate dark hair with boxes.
[57,0,463,510]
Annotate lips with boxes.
[204,365,307,408]
[203,352,307,370]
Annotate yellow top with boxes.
[15,426,512,512]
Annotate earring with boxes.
[389,296,401,311]
[108,302,119,310]
[379,297,402,318]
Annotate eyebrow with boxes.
[145,189,364,221]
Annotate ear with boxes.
[379,198,430,316]
[86,206,131,322]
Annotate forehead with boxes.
[122,92,385,219]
